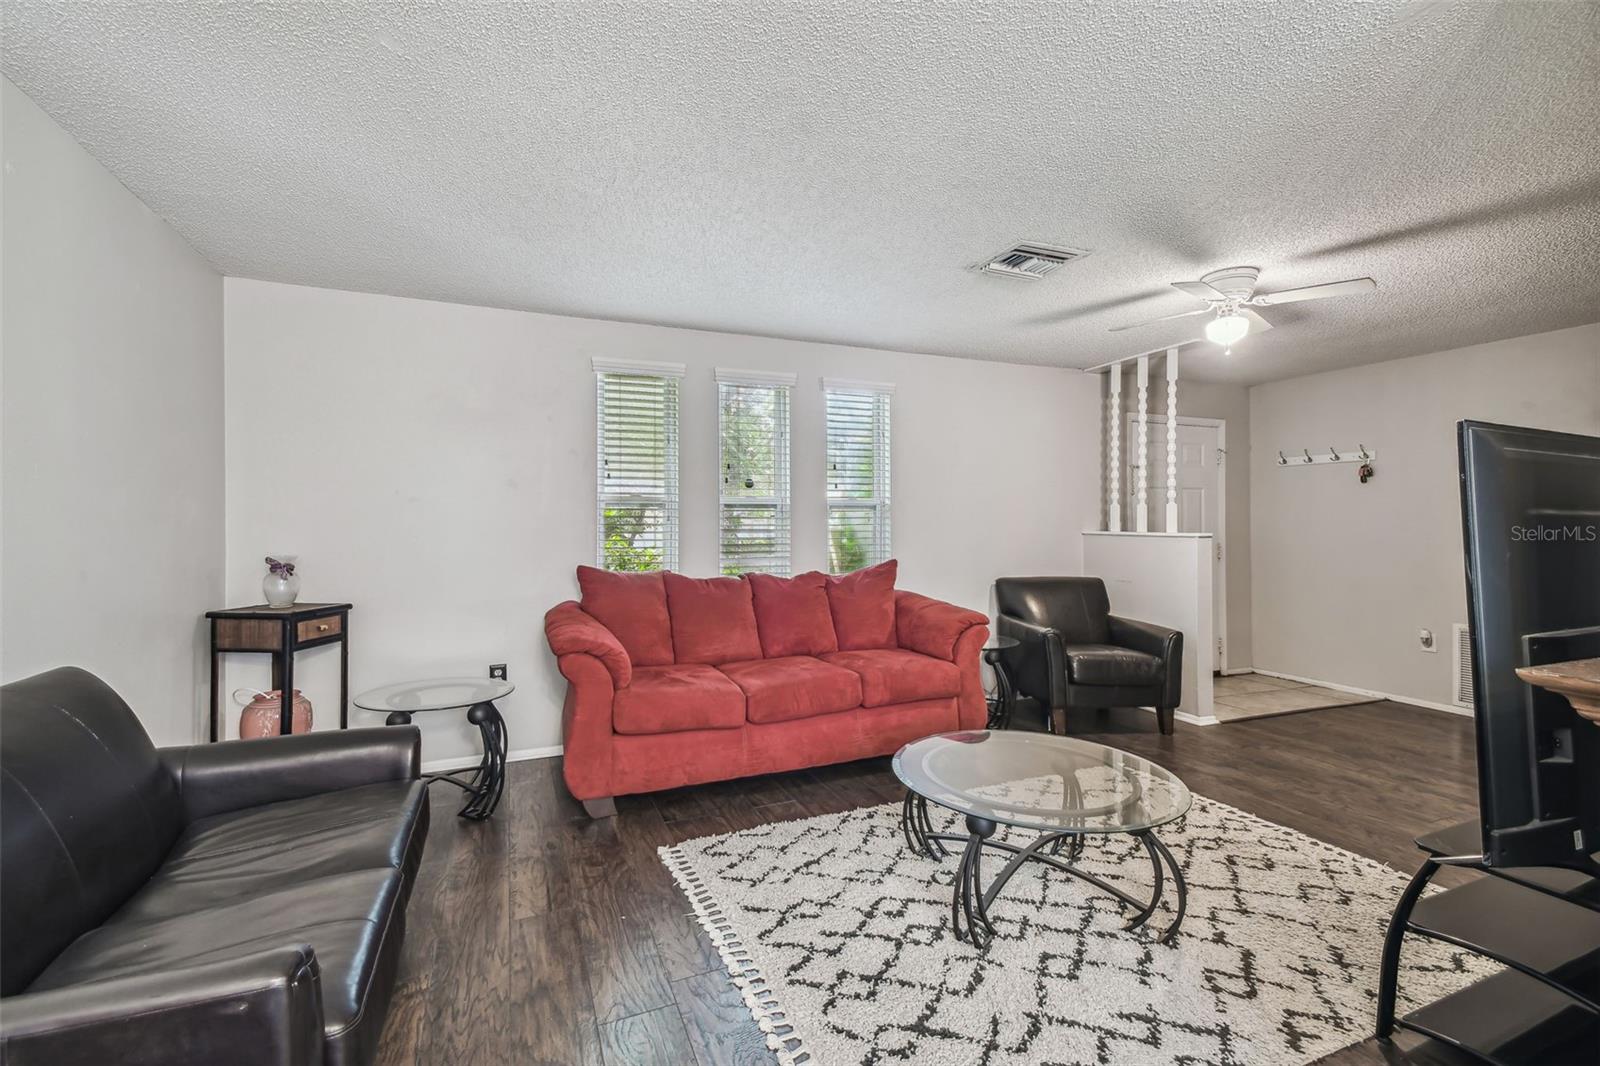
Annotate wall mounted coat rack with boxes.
[1276,444,1376,467]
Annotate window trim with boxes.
[824,381,893,574]
[716,368,795,576]
[594,358,683,572]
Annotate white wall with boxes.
[223,279,1104,762]
[1,79,224,745]
[1249,323,1600,709]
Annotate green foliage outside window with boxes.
[829,521,867,573]
[602,507,662,572]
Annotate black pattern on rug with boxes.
[661,793,1493,1066]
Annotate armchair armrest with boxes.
[0,945,323,1066]
[160,727,421,823]
[895,590,987,661]
[998,613,1068,707]
[545,601,631,688]
[1108,615,1184,708]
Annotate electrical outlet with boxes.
[489,664,508,681]
[1418,629,1437,653]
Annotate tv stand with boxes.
[1377,820,1600,1064]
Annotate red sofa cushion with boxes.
[717,656,862,725]
[613,664,745,735]
[663,572,763,665]
[822,648,960,708]
[576,566,674,667]
[825,559,898,650]
[747,571,838,658]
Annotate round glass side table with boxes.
[355,677,512,820]
[983,635,1021,729]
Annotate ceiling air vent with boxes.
[974,242,1087,281]
[1452,623,1475,710]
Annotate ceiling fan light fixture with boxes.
[1204,311,1250,348]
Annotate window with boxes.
[825,380,893,573]
[717,370,794,575]
[595,359,682,571]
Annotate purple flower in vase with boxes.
[266,556,296,577]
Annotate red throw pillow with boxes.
[825,559,898,650]
[575,566,674,667]
[663,572,763,665]
[748,571,839,658]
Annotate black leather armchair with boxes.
[1,667,428,1066]
[996,576,1183,735]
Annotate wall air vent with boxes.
[974,242,1087,281]
[1452,623,1474,709]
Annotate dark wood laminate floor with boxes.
[374,700,1480,1066]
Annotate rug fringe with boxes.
[660,843,812,1066]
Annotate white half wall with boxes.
[1249,323,1600,709]
[1,79,224,745]
[1082,532,1215,722]
[222,279,1104,762]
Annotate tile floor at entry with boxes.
[1212,672,1377,722]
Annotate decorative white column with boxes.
[1135,355,1149,533]
[1165,347,1179,531]
[1107,367,1122,531]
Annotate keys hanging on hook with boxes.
[1359,459,1375,484]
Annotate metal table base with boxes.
[387,700,508,820]
[900,791,1187,949]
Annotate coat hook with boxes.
[1329,446,1341,461]
[1278,450,1288,465]
[1358,444,1371,461]
[1303,449,1314,464]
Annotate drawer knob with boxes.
[316,623,330,632]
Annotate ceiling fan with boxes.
[1109,267,1377,353]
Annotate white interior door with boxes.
[1124,416,1224,669]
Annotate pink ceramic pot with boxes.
[238,689,313,739]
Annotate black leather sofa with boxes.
[0,667,429,1066]
[996,576,1183,736]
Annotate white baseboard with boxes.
[422,744,563,774]
[1219,667,1255,676]
[1135,705,1220,727]
[1248,669,1472,718]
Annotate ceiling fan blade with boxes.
[1172,280,1228,302]
[1107,307,1213,333]
[1253,277,1376,305]
[1241,308,1273,332]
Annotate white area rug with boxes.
[661,794,1492,1066]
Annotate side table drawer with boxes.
[298,615,343,642]
[215,619,283,651]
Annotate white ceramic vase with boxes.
[263,555,301,607]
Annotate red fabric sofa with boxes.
[544,560,989,815]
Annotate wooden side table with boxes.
[207,602,352,741]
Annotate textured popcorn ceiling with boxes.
[3,1,1597,383]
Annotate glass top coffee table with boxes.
[355,677,513,821]
[893,730,1192,948]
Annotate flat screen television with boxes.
[1458,419,1600,870]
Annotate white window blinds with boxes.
[595,360,683,571]
[825,380,893,573]
[718,370,794,576]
